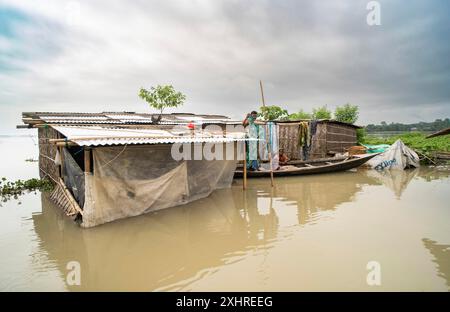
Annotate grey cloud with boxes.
[0,0,449,133]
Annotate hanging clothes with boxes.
[298,122,310,147]
[258,122,279,170]
[298,121,313,160]
[246,116,259,170]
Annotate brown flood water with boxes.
[0,136,449,291]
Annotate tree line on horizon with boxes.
[366,118,450,132]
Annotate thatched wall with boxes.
[38,126,62,183]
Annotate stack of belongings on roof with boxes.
[367,139,420,170]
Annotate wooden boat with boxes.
[234,153,378,178]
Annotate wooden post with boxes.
[84,148,91,173]
[242,141,247,190]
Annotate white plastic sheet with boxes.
[367,139,420,170]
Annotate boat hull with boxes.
[234,154,378,178]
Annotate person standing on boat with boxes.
[243,111,260,171]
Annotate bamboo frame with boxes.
[49,178,84,216]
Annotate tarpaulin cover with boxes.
[367,139,420,170]
[81,144,238,227]
[362,144,390,154]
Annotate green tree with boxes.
[260,105,289,121]
[288,109,312,120]
[334,103,359,124]
[139,85,186,115]
[356,128,366,144]
[312,105,332,120]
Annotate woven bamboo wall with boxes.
[309,123,328,159]
[278,123,301,160]
[38,126,62,183]
[325,123,357,154]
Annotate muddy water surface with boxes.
[0,136,449,291]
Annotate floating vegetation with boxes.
[0,177,54,204]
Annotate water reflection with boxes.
[30,169,379,291]
[255,171,381,225]
[367,169,418,198]
[28,167,450,291]
[422,238,450,289]
[367,166,450,198]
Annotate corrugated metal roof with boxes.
[29,112,237,126]
[41,118,124,124]
[52,126,248,147]
[70,137,248,147]
[40,115,110,120]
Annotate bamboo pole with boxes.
[259,80,266,107]
[242,140,247,190]
[416,150,437,165]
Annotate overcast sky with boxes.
[1,0,449,133]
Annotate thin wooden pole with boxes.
[259,80,266,107]
[242,141,247,190]
[416,150,436,165]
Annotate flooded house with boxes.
[19,112,246,227]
